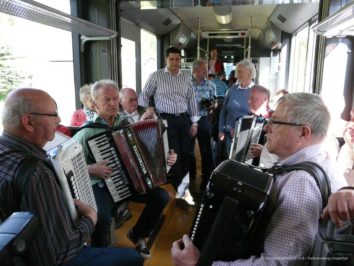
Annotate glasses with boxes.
[267,118,306,127]
[28,112,59,118]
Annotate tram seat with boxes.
[0,212,40,266]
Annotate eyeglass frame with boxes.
[267,118,306,127]
[28,112,59,118]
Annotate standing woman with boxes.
[208,47,225,78]
[218,59,256,157]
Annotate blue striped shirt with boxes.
[192,77,216,117]
[138,67,198,122]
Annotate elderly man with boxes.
[0,88,143,266]
[73,80,175,259]
[190,59,216,192]
[172,93,347,265]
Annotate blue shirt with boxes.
[192,77,216,117]
[218,82,253,132]
[212,78,228,98]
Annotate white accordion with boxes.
[48,137,97,222]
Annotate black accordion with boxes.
[190,159,274,262]
[229,115,266,165]
[87,119,169,203]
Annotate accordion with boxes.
[48,137,98,222]
[190,159,274,262]
[87,119,168,203]
[229,115,266,164]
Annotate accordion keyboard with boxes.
[88,133,132,202]
[49,138,97,222]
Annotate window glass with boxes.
[0,0,74,132]
[140,29,157,89]
[121,37,136,89]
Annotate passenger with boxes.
[336,107,354,186]
[246,85,278,166]
[322,188,354,227]
[116,87,177,228]
[138,47,198,209]
[0,88,143,266]
[189,59,216,192]
[212,72,228,141]
[119,87,156,122]
[208,47,225,78]
[172,92,347,265]
[73,80,172,259]
[218,59,256,157]
[70,83,95,127]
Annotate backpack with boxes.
[191,159,331,266]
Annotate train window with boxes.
[121,38,136,89]
[289,25,312,92]
[321,41,349,136]
[141,29,157,89]
[0,0,74,131]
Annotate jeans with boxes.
[91,183,115,247]
[63,246,143,266]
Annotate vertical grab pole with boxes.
[197,17,201,59]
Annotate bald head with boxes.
[2,88,60,147]
[120,88,138,114]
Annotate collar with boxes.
[236,81,254,90]
[2,132,47,159]
[278,144,324,166]
[164,66,182,76]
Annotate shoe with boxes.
[175,197,190,210]
[183,189,195,206]
[114,208,132,229]
[127,229,151,259]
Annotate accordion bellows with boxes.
[87,119,168,203]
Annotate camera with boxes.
[200,97,213,108]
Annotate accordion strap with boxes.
[268,161,331,209]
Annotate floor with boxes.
[113,144,203,265]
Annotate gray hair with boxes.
[79,83,93,104]
[119,87,136,99]
[236,59,257,79]
[2,91,36,129]
[277,93,330,138]
[192,59,207,72]
[91,79,119,101]
[251,85,270,101]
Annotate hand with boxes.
[249,144,263,158]
[218,132,225,141]
[140,107,156,120]
[171,234,200,266]
[167,149,177,166]
[74,199,97,225]
[321,189,354,227]
[230,128,235,138]
[88,160,112,179]
[190,124,198,138]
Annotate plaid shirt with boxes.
[191,77,216,117]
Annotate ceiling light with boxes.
[213,6,232,25]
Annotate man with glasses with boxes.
[172,93,347,265]
[0,88,143,266]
